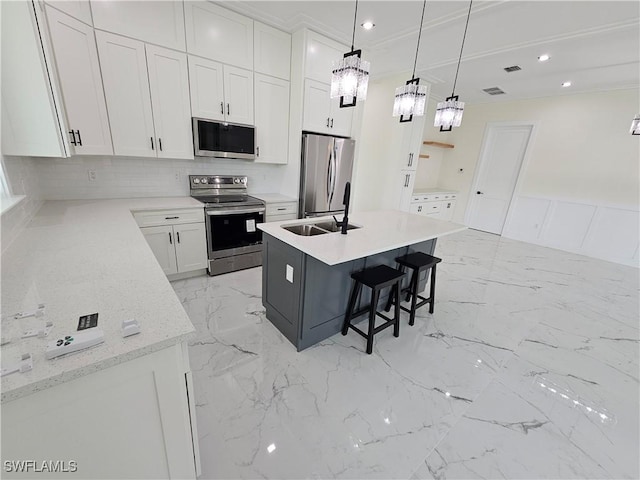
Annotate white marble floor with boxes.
[171,229,639,480]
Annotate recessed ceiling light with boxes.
[562,81,572,87]
[361,21,375,30]
[538,54,550,62]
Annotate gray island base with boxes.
[262,233,437,351]
[258,211,466,351]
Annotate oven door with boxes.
[205,207,265,259]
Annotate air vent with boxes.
[504,65,521,72]
[482,87,506,95]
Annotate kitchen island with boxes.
[258,210,466,351]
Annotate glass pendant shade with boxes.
[393,83,428,117]
[330,54,370,101]
[434,96,465,130]
[630,114,640,135]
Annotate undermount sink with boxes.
[282,220,361,236]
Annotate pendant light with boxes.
[392,0,428,123]
[434,0,473,131]
[630,114,640,135]
[330,0,370,108]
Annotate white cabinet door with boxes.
[1,0,68,157]
[96,31,155,157]
[440,200,456,220]
[303,80,330,134]
[174,223,207,273]
[184,1,253,70]
[330,96,353,137]
[142,226,178,275]
[305,31,346,83]
[146,45,193,160]
[254,22,291,80]
[46,6,112,155]
[44,0,93,25]
[254,74,289,164]
[188,56,224,121]
[223,65,254,125]
[90,0,185,51]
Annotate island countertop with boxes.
[258,210,467,266]
[1,197,202,403]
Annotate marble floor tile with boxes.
[172,229,639,479]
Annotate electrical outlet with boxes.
[174,172,181,183]
[87,170,97,181]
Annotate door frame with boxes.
[464,121,538,234]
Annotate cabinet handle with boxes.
[177,231,180,243]
[326,117,330,128]
[330,118,334,128]
[408,153,413,167]
[418,205,422,212]
[257,146,260,157]
[75,130,82,146]
[227,103,230,116]
[277,207,286,211]
[69,130,77,146]
[404,174,410,187]
[220,102,224,114]
[159,138,162,151]
[150,137,154,150]
[168,232,172,244]
[165,216,179,220]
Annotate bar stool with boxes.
[385,252,442,326]
[342,265,406,354]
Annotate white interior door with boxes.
[467,124,533,234]
[96,31,155,157]
[46,6,112,155]
[145,45,193,159]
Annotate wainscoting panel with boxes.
[503,195,639,267]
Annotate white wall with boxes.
[1,155,44,252]
[33,156,289,199]
[433,88,639,222]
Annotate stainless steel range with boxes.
[190,175,265,276]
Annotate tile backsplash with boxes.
[35,155,289,200]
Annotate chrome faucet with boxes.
[334,182,351,235]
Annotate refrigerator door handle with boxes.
[326,146,333,204]
[330,141,338,204]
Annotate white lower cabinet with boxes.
[265,201,298,222]
[142,223,207,276]
[1,343,199,479]
[410,195,457,220]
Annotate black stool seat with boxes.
[396,252,442,270]
[342,265,405,354]
[351,265,405,289]
[386,252,442,326]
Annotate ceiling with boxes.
[223,0,640,104]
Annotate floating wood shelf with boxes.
[423,141,455,149]
[419,154,430,159]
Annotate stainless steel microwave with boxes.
[193,118,255,160]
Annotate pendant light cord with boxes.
[451,0,473,97]
[351,0,359,51]
[411,0,427,79]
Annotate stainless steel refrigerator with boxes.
[300,133,355,218]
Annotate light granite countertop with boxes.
[252,193,298,203]
[258,210,467,266]
[1,197,203,403]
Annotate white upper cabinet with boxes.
[46,6,112,155]
[146,45,193,160]
[304,30,347,83]
[2,0,68,157]
[254,22,291,81]
[223,66,254,125]
[90,1,185,51]
[96,31,155,157]
[184,2,253,70]
[303,79,352,137]
[44,0,93,25]
[188,57,253,125]
[254,74,289,164]
[188,56,224,121]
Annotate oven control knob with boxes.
[234,178,240,184]
[193,178,200,184]
[202,177,209,184]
